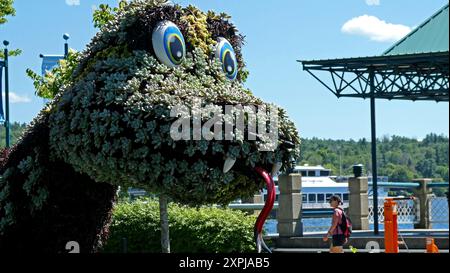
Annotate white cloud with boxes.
[341,15,411,42]
[365,0,380,6]
[65,0,80,6]
[2,92,32,104]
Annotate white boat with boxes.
[265,165,388,209]
[291,165,349,208]
[127,165,387,206]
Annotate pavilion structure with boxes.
[300,4,449,234]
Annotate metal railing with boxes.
[368,197,418,224]
[430,197,449,224]
[228,198,447,226]
[127,181,448,233]
[231,194,448,234]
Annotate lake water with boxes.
[264,198,449,234]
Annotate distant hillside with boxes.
[0,122,28,147]
[300,134,449,182]
[1,123,448,182]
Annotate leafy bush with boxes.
[26,49,81,99]
[102,198,256,253]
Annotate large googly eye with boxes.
[152,21,186,67]
[215,38,238,81]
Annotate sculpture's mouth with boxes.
[166,98,295,173]
[119,97,299,204]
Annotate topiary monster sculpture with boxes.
[0,1,300,253]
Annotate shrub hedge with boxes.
[102,198,257,253]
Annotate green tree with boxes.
[0,0,22,58]
[435,166,449,182]
[0,0,15,25]
[26,49,81,99]
[382,163,415,182]
[93,2,123,29]
[299,135,448,180]
[416,158,436,178]
[0,121,27,147]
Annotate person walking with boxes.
[323,195,347,253]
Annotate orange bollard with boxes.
[384,198,398,253]
[426,238,439,253]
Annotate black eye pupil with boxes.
[223,51,235,75]
[169,36,183,63]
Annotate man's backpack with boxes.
[338,208,352,239]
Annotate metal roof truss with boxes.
[301,52,449,102]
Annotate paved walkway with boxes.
[269,229,449,250]
[273,248,449,253]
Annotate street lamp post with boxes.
[63,33,70,58]
[3,40,10,148]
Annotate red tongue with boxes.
[254,167,276,235]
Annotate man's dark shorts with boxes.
[332,235,346,247]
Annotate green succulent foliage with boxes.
[102,198,256,253]
[0,112,51,234]
[182,5,217,55]
[21,1,301,206]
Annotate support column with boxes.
[277,173,302,237]
[413,179,433,229]
[348,177,369,230]
[369,68,379,235]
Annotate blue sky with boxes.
[0,0,448,140]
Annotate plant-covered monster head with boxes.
[48,1,300,205]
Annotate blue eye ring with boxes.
[215,38,238,81]
[152,21,186,67]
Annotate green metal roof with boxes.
[299,3,449,102]
[384,3,449,55]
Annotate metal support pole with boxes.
[3,41,10,148]
[369,69,379,235]
[384,199,398,253]
[122,237,128,253]
[159,195,170,253]
[63,33,70,58]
